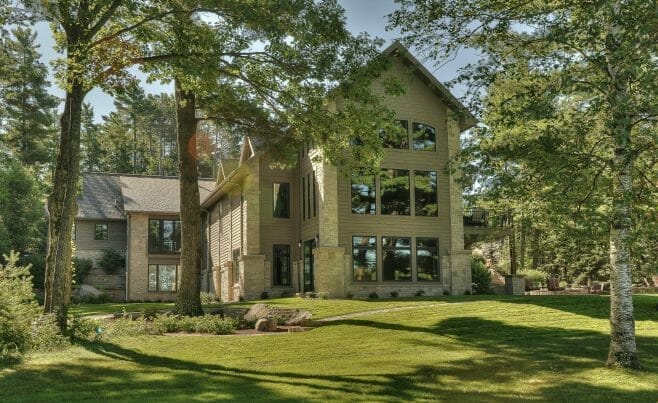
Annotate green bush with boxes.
[98,249,125,274]
[200,292,219,304]
[368,291,379,299]
[20,254,45,290]
[151,314,237,335]
[0,251,40,363]
[151,314,179,334]
[522,269,546,288]
[72,257,93,285]
[67,315,102,342]
[29,315,69,352]
[193,315,237,335]
[471,259,493,294]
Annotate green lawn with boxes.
[3,295,657,402]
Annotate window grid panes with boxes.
[351,172,376,215]
[381,119,409,149]
[352,236,377,281]
[149,219,182,253]
[382,237,412,281]
[412,122,436,151]
[417,238,440,281]
[273,244,291,286]
[94,223,108,240]
[147,264,178,292]
[414,171,438,216]
[380,169,410,215]
[273,182,290,218]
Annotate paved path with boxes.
[317,303,449,322]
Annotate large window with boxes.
[272,245,291,286]
[352,236,377,281]
[417,238,439,281]
[351,171,376,214]
[412,122,436,151]
[148,264,177,292]
[415,171,438,216]
[94,223,108,240]
[380,169,410,215]
[273,182,290,218]
[149,219,181,253]
[382,237,411,281]
[381,119,409,149]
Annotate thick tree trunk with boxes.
[173,78,203,316]
[44,81,85,330]
[605,1,640,370]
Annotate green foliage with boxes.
[390,291,399,298]
[72,292,111,304]
[368,292,379,299]
[0,251,40,362]
[414,290,425,297]
[98,249,125,275]
[199,292,219,305]
[28,315,70,352]
[151,314,236,335]
[471,259,492,295]
[20,253,45,290]
[522,270,547,289]
[72,257,93,285]
[66,315,102,342]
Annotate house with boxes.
[74,42,476,301]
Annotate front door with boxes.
[303,239,314,292]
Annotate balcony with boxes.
[463,207,513,248]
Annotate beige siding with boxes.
[74,220,127,263]
[209,203,220,269]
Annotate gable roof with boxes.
[383,41,477,131]
[76,173,216,219]
[77,173,125,220]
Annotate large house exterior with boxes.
[74,42,476,302]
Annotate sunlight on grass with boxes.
[4,295,657,402]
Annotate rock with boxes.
[244,303,269,322]
[286,310,312,326]
[79,284,103,298]
[255,318,277,332]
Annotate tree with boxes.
[80,103,104,172]
[391,0,658,369]
[135,1,397,315]
[0,27,59,169]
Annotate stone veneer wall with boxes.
[83,268,126,301]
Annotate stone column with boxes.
[220,261,233,302]
[314,161,339,248]
[446,112,465,251]
[505,274,526,295]
[242,160,261,255]
[313,247,346,298]
[212,265,221,300]
[450,250,473,295]
[240,254,266,300]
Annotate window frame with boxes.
[148,218,182,254]
[350,171,377,215]
[416,238,440,282]
[380,168,411,216]
[147,264,178,292]
[352,235,378,282]
[414,170,438,217]
[381,236,412,282]
[94,223,108,240]
[412,122,437,151]
[272,182,290,219]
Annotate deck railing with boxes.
[463,207,512,227]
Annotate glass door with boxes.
[303,239,314,292]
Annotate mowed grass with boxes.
[3,295,657,402]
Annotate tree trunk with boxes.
[604,1,640,370]
[173,78,203,316]
[44,81,85,330]
[519,218,526,272]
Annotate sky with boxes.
[32,0,477,121]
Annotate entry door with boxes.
[303,239,315,292]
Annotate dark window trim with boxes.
[148,218,182,254]
[272,244,292,287]
[412,121,437,152]
[380,168,411,216]
[414,170,438,217]
[352,235,378,282]
[416,237,440,282]
[381,236,412,282]
[272,182,290,219]
[94,223,108,240]
[147,264,178,292]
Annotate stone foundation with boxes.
[313,247,345,298]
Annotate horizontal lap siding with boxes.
[209,203,220,268]
[74,220,127,256]
[220,197,231,265]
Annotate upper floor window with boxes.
[380,169,410,215]
[414,171,438,216]
[273,182,290,218]
[381,120,409,149]
[149,219,181,253]
[351,171,376,215]
[94,223,108,240]
[412,122,436,151]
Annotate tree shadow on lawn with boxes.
[322,316,658,401]
[497,294,658,321]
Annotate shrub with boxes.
[151,314,237,335]
[368,291,379,299]
[141,306,160,320]
[464,290,472,295]
[260,291,270,300]
[471,259,492,294]
[193,315,236,335]
[29,315,69,352]
[72,291,111,304]
[0,252,40,363]
[317,292,329,300]
[414,290,425,297]
[522,269,546,289]
[390,290,399,298]
[72,257,93,285]
[200,292,218,304]
[98,249,125,274]
[20,254,45,290]
[151,314,179,334]
[67,315,102,342]
[443,290,450,296]
[345,292,353,299]
[104,316,148,338]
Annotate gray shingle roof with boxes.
[77,173,125,220]
[76,173,216,219]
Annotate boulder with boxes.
[79,284,103,298]
[255,318,277,332]
[244,303,269,322]
[286,310,312,326]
